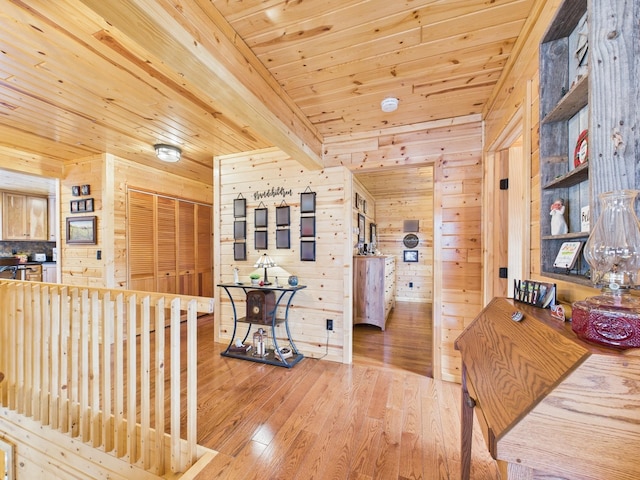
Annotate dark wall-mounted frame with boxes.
[234,197,246,218]
[70,198,94,213]
[403,250,419,262]
[300,216,316,237]
[233,220,246,240]
[370,223,377,243]
[255,207,268,228]
[255,230,268,250]
[358,213,365,243]
[276,229,290,249]
[300,191,316,213]
[301,240,316,261]
[276,205,290,226]
[66,216,97,244]
[234,242,246,261]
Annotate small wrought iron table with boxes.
[217,283,306,367]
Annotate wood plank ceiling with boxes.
[0,0,536,190]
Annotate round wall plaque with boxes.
[403,233,419,248]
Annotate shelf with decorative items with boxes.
[538,0,640,286]
[217,283,307,368]
[539,0,590,285]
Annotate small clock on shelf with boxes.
[246,290,276,325]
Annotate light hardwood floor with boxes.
[190,302,499,479]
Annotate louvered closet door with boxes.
[196,204,213,297]
[157,196,177,293]
[177,200,196,296]
[128,190,156,291]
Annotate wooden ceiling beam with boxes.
[77,0,324,170]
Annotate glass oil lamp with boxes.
[572,190,640,348]
[253,328,267,357]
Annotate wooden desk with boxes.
[455,297,640,480]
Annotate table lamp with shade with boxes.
[254,253,276,285]
[572,190,640,348]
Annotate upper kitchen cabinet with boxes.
[539,0,640,286]
[1,192,48,241]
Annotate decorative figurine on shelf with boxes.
[550,198,568,235]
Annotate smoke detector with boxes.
[381,97,399,113]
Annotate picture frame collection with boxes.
[232,188,317,262]
[69,184,94,214]
[67,184,97,244]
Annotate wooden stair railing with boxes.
[0,280,213,476]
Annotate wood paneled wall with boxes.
[60,153,213,290]
[325,118,483,380]
[215,148,352,363]
[60,155,105,287]
[371,187,434,304]
[483,0,599,305]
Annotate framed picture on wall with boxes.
[370,223,377,243]
[276,228,290,249]
[255,207,268,228]
[358,213,365,243]
[234,220,246,240]
[276,205,290,226]
[403,250,419,262]
[300,216,315,237]
[300,191,316,213]
[255,230,268,250]
[233,197,246,218]
[233,242,246,261]
[301,240,316,261]
[66,216,97,244]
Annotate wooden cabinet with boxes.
[47,195,56,241]
[353,255,395,330]
[539,0,640,285]
[42,263,57,283]
[455,297,640,480]
[127,189,213,296]
[1,192,48,241]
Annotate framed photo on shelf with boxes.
[255,207,268,228]
[300,216,315,237]
[403,250,418,263]
[301,240,316,261]
[255,230,268,250]
[276,228,290,249]
[233,220,246,240]
[233,242,246,261]
[233,197,246,218]
[66,216,97,244]
[553,241,583,269]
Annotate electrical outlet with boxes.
[326,319,333,331]
[96,250,102,260]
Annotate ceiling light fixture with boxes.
[154,144,181,163]
[381,97,399,113]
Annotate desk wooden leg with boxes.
[460,365,474,480]
[498,460,534,480]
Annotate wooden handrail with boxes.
[0,280,212,475]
